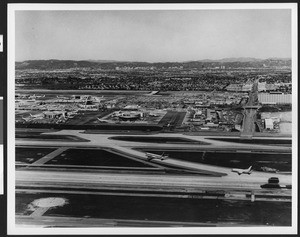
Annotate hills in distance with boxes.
[15,57,291,70]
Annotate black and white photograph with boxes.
[6,3,297,235]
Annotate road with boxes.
[241,80,260,138]
[242,109,257,138]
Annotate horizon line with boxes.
[16,57,292,63]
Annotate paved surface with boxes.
[16,215,227,227]
[32,147,68,165]
[241,109,257,138]
[16,130,291,151]
[241,80,260,139]
[15,129,292,201]
[16,168,291,193]
[30,207,50,218]
[16,130,291,176]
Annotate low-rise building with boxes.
[242,83,253,92]
[265,118,274,130]
[226,84,243,92]
[258,82,267,92]
[258,93,292,104]
[43,111,67,119]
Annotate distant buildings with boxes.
[79,100,98,111]
[258,82,266,92]
[226,83,253,92]
[118,112,142,121]
[258,92,292,104]
[242,83,253,92]
[124,105,140,110]
[44,111,67,119]
[226,84,243,92]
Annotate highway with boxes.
[241,80,260,138]
[242,109,257,138]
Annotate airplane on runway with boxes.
[146,152,169,161]
[29,94,45,99]
[15,94,30,99]
[97,118,108,123]
[29,113,45,119]
[22,113,44,121]
[57,95,69,100]
[231,166,253,175]
[21,116,32,122]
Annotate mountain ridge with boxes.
[17,57,291,64]
[15,57,292,70]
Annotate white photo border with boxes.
[7,3,298,235]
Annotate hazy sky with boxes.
[15,9,291,62]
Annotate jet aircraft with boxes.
[231,166,253,175]
[146,152,169,161]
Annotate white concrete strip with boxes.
[30,207,50,218]
[32,147,68,165]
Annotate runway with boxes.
[16,163,292,203]
[15,129,292,204]
[16,169,290,189]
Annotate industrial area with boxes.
[15,81,291,135]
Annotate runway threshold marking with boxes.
[32,147,69,165]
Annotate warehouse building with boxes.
[258,93,292,104]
